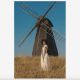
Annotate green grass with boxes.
[14,56,65,78]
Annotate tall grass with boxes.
[14,56,65,78]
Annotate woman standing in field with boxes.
[41,39,50,71]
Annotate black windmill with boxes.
[18,2,63,56]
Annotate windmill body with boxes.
[32,16,58,56]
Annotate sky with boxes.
[14,1,66,57]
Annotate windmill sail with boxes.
[18,26,36,47]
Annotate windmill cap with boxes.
[44,18,53,27]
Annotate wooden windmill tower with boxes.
[18,2,58,56]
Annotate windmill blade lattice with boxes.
[20,3,39,19]
[43,2,56,18]
[18,25,36,47]
[53,29,65,42]
[41,22,65,44]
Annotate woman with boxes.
[41,39,50,71]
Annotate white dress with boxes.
[41,45,50,71]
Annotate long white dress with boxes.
[41,45,50,71]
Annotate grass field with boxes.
[14,56,65,78]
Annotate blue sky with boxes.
[14,1,66,57]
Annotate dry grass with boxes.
[14,56,65,78]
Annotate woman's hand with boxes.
[45,46,48,53]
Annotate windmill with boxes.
[18,2,64,56]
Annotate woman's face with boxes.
[43,41,46,45]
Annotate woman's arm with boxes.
[45,45,48,53]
